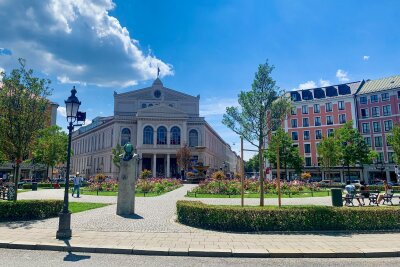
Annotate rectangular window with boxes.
[339,114,346,124]
[372,107,380,117]
[388,152,395,163]
[327,129,334,137]
[382,92,389,101]
[338,101,345,110]
[360,96,367,104]
[315,129,322,140]
[302,118,309,127]
[398,91,400,99]
[374,136,382,147]
[291,107,297,115]
[373,121,381,133]
[304,144,311,154]
[302,105,309,114]
[326,115,333,125]
[313,104,320,113]
[304,131,310,140]
[291,119,297,128]
[384,120,393,132]
[314,117,321,126]
[291,132,298,141]
[362,123,370,134]
[305,157,312,166]
[377,152,384,163]
[371,95,378,103]
[383,105,391,116]
[361,108,369,118]
[364,137,371,147]
[325,102,332,112]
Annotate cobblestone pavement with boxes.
[9,185,332,232]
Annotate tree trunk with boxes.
[13,162,20,202]
[51,165,54,180]
[259,147,264,206]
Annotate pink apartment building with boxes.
[268,75,400,184]
[356,75,400,183]
[271,81,362,181]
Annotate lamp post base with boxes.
[56,212,72,239]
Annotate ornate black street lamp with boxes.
[56,86,86,240]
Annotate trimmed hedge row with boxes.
[177,200,400,232]
[0,200,63,221]
[22,182,88,189]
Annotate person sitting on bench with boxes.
[345,181,363,206]
[377,180,392,204]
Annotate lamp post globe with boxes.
[56,86,82,240]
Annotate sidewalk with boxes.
[1,227,400,258]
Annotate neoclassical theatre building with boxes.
[70,78,238,178]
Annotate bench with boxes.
[368,192,380,206]
[342,195,365,206]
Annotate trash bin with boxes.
[331,188,343,207]
[32,182,38,191]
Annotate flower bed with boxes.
[191,178,322,195]
[177,200,400,232]
[86,178,182,195]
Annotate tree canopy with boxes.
[266,127,303,174]
[317,135,341,180]
[0,59,52,200]
[388,124,400,165]
[32,125,68,178]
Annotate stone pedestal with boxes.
[116,155,137,215]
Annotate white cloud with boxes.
[0,0,173,88]
[336,69,349,82]
[295,80,317,90]
[84,119,92,125]
[363,55,370,61]
[200,97,238,116]
[0,67,4,87]
[319,79,331,87]
[57,106,67,117]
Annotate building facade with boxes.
[268,75,400,183]
[70,78,238,178]
[356,76,400,183]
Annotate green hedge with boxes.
[177,200,400,232]
[0,200,63,221]
[22,182,88,189]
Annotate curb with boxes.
[0,242,399,258]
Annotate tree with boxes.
[0,59,52,201]
[266,128,303,180]
[177,144,191,174]
[388,124,400,164]
[32,126,68,180]
[244,153,259,173]
[336,121,371,182]
[112,143,124,172]
[223,60,291,206]
[317,135,341,181]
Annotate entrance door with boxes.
[142,158,151,171]
[170,158,177,178]
[156,158,164,177]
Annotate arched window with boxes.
[121,128,131,146]
[170,126,181,145]
[189,129,198,147]
[157,126,167,144]
[143,126,153,144]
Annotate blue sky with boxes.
[0,0,399,159]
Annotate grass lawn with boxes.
[79,185,182,197]
[186,191,331,198]
[69,202,109,213]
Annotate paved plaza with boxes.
[1,185,399,258]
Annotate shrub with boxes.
[301,172,311,180]
[140,169,152,179]
[177,200,400,232]
[0,200,63,221]
[212,171,226,181]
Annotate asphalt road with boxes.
[1,249,400,267]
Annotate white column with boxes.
[182,122,187,147]
[167,154,170,178]
[138,153,143,173]
[152,154,157,177]
[386,170,391,182]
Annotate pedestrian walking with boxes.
[72,176,82,198]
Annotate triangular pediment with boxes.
[137,103,188,118]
